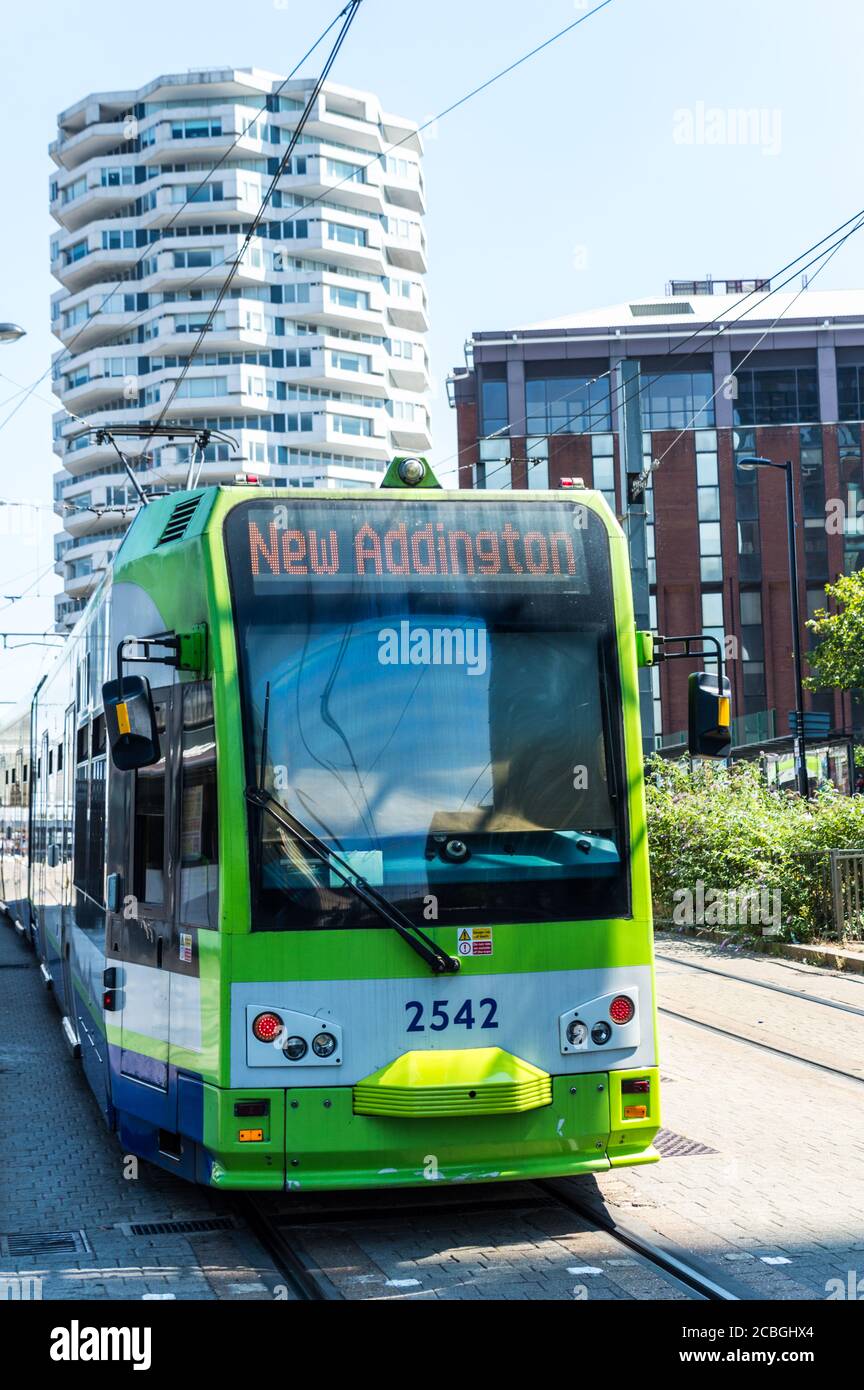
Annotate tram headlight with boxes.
[591,1021,612,1046]
[397,457,427,486]
[282,1036,308,1061]
[566,1019,588,1047]
[252,1011,284,1043]
[312,1032,338,1058]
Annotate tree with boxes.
[805,570,864,691]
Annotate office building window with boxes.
[480,376,508,437]
[838,365,864,422]
[643,371,715,430]
[734,430,761,583]
[643,433,656,585]
[649,595,662,737]
[800,427,828,583]
[740,589,767,711]
[592,434,616,515]
[525,437,549,490]
[733,366,819,426]
[701,590,725,667]
[476,438,510,490]
[525,372,611,435]
[696,431,722,581]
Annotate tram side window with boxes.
[87,758,106,908]
[132,701,167,907]
[73,723,89,891]
[179,682,219,929]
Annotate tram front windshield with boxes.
[225,496,630,930]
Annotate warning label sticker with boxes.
[457,927,493,958]
[179,932,193,964]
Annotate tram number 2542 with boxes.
[405,998,499,1033]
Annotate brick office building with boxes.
[448,283,864,744]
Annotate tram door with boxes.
[34,730,50,954]
[110,683,217,1138]
[115,691,174,1122]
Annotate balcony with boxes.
[278,156,384,218]
[388,418,432,454]
[383,226,427,275]
[380,162,426,216]
[388,356,430,395]
[56,429,118,473]
[303,277,386,334]
[140,122,264,166]
[50,121,132,171]
[386,290,429,335]
[280,216,385,276]
[51,174,139,232]
[54,292,135,352]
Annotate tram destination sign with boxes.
[235,499,598,588]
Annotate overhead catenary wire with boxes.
[142,0,366,444]
[475,211,864,491]
[461,212,864,485]
[3,0,619,476]
[0,4,354,439]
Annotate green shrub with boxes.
[645,756,864,941]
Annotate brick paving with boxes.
[0,921,284,1302]
[595,936,864,1301]
[3,919,862,1301]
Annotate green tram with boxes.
[0,467,719,1191]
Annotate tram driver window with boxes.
[132,701,167,906]
[179,682,219,929]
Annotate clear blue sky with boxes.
[1,0,863,702]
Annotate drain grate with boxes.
[127,1217,235,1237]
[2,1229,90,1257]
[655,1127,718,1158]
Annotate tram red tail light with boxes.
[609,995,635,1025]
[622,1078,650,1094]
[252,1011,283,1043]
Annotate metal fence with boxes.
[830,851,864,941]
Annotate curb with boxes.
[655,925,864,975]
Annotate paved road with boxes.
[2,921,861,1301]
[595,933,864,1300]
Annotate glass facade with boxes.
[696,431,721,583]
[643,371,715,430]
[733,367,819,426]
[480,376,508,437]
[838,365,864,422]
[525,373,611,435]
[591,434,616,515]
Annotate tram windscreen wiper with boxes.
[244,786,460,976]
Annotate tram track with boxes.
[234,1195,338,1301]
[659,1005,864,1084]
[655,951,864,1017]
[541,1180,749,1301]
[235,1180,749,1302]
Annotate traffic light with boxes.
[688,672,732,759]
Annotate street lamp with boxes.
[0,323,25,344]
[737,455,810,799]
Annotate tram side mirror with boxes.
[688,672,733,759]
[102,675,161,771]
